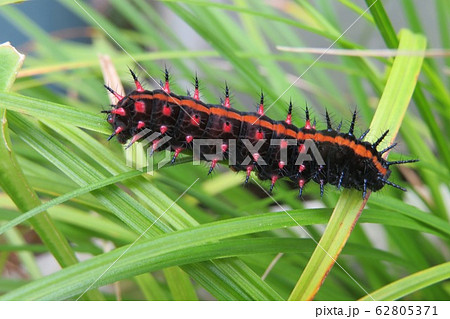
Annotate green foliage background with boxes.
[0,0,449,300]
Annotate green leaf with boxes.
[359,262,450,300]
[0,170,143,236]
[288,29,427,301]
[164,267,198,301]
[0,229,407,300]
[366,0,450,174]
[134,273,170,301]
[0,42,103,300]
[0,92,109,134]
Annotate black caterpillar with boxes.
[103,69,417,198]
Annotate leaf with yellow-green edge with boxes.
[366,0,450,172]
[368,0,450,221]
[0,42,103,300]
[0,92,109,134]
[359,262,450,300]
[288,29,426,301]
[0,42,24,91]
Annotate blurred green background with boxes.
[0,0,448,301]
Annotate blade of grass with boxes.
[370,197,450,237]
[0,43,41,278]
[0,220,407,301]
[359,262,450,300]
[0,42,103,300]
[46,206,136,244]
[366,0,450,172]
[0,237,319,300]
[338,0,374,23]
[288,29,426,301]
[164,267,198,301]
[0,92,109,134]
[134,273,170,301]
[0,170,143,235]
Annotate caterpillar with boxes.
[103,69,417,198]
